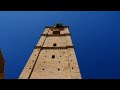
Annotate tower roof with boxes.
[45,26,69,28]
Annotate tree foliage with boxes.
[55,23,63,27]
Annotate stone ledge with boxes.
[41,33,71,37]
[45,26,69,28]
[34,46,74,49]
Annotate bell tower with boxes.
[19,24,82,79]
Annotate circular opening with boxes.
[29,68,31,69]
[32,61,34,62]
[34,55,36,56]
[59,61,60,63]
[52,55,55,59]
[72,67,73,69]
[58,68,60,71]
[45,56,46,57]
[53,43,57,46]
[42,69,44,70]
[44,61,45,63]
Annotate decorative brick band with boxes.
[41,34,71,37]
[34,46,74,49]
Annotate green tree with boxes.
[55,23,63,27]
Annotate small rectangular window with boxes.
[53,43,57,46]
[52,55,55,59]
[53,31,60,34]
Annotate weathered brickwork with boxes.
[19,26,82,79]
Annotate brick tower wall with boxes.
[19,26,82,79]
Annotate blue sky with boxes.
[0,11,120,79]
